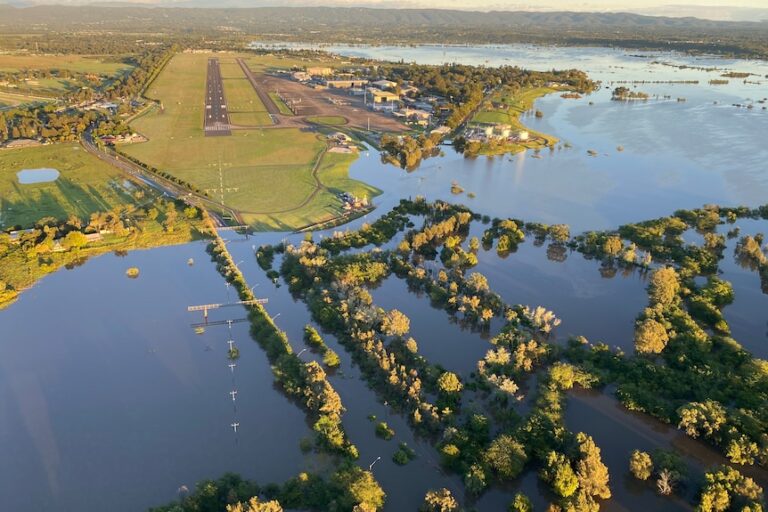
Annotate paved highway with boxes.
[204,58,231,136]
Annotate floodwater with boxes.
[0,243,316,512]
[566,389,768,510]
[2,44,768,510]
[716,218,768,358]
[17,167,60,184]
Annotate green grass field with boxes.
[306,115,348,126]
[219,60,272,126]
[242,54,340,74]
[0,54,134,75]
[0,143,147,229]
[0,89,54,108]
[269,92,294,116]
[125,52,377,231]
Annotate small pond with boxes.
[17,168,60,184]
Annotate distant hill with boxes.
[0,5,764,30]
[0,5,765,58]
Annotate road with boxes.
[204,58,231,136]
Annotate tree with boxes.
[381,309,410,337]
[602,236,623,257]
[629,450,653,481]
[656,469,675,496]
[677,400,727,439]
[549,224,570,243]
[421,488,458,512]
[697,466,764,512]
[226,497,283,512]
[466,272,489,293]
[464,463,487,495]
[437,371,462,394]
[634,318,669,354]
[331,467,385,511]
[62,230,88,250]
[483,434,528,480]
[543,452,579,498]
[726,435,759,465]
[649,267,680,306]
[509,493,532,512]
[183,206,199,219]
[575,433,611,499]
[163,205,178,233]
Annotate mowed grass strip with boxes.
[240,153,381,231]
[269,92,294,116]
[0,90,54,107]
[219,59,271,126]
[0,143,145,228]
[306,115,347,126]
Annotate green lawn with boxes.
[0,54,134,75]
[125,52,373,231]
[306,115,348,126]
[0,143,147,229]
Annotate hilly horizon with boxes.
[0,0,767,22]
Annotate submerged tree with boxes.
[629,450,653,481]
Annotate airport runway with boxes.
[204,58,231,136]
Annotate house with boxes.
[482,123,512,139]
[84,232,102,243]
[8,229,35,243]
[324,78,369,89]
[330,132,352,143]
[292,71,311,82]
[307,67,333,76]
[430,126,451,137]
[512,130,530,141]
[371,79,397,90]
[402,108,431,122]
[367,88,400,104]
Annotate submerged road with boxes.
[204,58,231,136]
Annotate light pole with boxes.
[369,456,381,472]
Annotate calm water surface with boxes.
[17,167,60,184]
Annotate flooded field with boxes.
[2,43,767,510]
